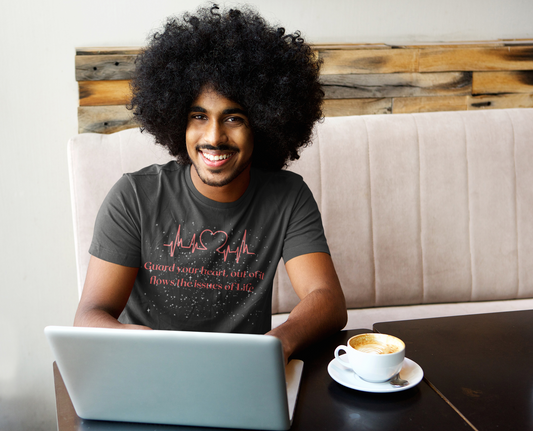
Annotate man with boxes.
[74,4,347,362]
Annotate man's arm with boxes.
[266,252,347,362]
[73,256,150,330]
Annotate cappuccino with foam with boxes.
[334,333,405,382]
[349,333,403,355]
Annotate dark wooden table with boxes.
[374,309,533,431]
[54,328,469,430]
[289,329,469,431]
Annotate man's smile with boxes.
[201,152,233,161]
[197,145,238,167]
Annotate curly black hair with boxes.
[128,4,323,171]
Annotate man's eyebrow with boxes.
[222,108,247,116]
[189,105,207,113]
[188,106,247,116]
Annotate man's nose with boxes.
[203,120,227,146]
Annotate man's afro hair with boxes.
[129,4,324,171]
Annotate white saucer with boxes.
[328,357,424,393]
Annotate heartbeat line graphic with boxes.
[164,225,256,263]
[219,230,255,263]
[164,225,206,256]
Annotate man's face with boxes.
[186,88,254,195]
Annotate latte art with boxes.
[335,333,405,382]
[348,333,404,355]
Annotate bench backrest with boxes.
[68,109,533,312]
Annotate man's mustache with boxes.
[196,144,239,152]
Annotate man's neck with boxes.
[189,165,252,203]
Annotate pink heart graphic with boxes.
[199,230,228,252]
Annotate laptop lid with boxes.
[45,326,303,430]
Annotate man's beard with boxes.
[192,157,252,187]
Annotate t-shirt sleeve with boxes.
[282,178,330,262]
[89,175,142,267]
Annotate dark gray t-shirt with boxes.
[89,162,329,334]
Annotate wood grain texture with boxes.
[393,96,469,113]
[76,47,142,55]
[74,41,533,132]
[313,43,390,50]
[419,47,533,72]
[79,80,132,106]
[76,55,137,81]
[319,49,418,75]
[321,72,472,98]
[393,41,506,49]
[472,71,533,94]
[78,105,137,133]
[322,98,392,116]
[468,93,533,110]
[391,93,533,113]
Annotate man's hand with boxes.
[266,252,347,362]
[74,256,150,330]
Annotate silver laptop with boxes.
[45,326,303,430]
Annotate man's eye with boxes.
[227,116,245,124]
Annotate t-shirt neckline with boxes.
[184,164,257,209]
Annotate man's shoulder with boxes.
[115,161,185,198]
[251,169,312,207]
[254,168,304,187]
[125,160,181,178]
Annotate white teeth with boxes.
[202,152,232,161]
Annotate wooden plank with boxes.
[79,102,395,134]
[319,49,419,75]
[75,40,533,55]
[320,72,472,99]
[76,44,390,55]
[75,42,533,130]
[78,105,137,134]
[468,93,533,110]
[501,39,533,46]
[79,80,132,106]
[472,71,533,95]
[394,40,506,49]
[322,98,392,116]
[76,47,142,55]
[78,95,533,133]
[76,55,137,81]
[312,43,391,50]
[392,96,469,114]
[419,46,533,72]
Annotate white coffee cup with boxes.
[334,333,405,383]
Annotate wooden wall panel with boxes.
[79,80,132,106]
[472,71,533,95]
[322,98,392,116]
[78,106,136,134]
[419,46,533,72]
[76,47,143,55]
[468,93,533,110]
[318,48,418,74]
[76,55,137,81]
[393,96,469,114]
[75,40,533,133]
[321,72,471,98]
